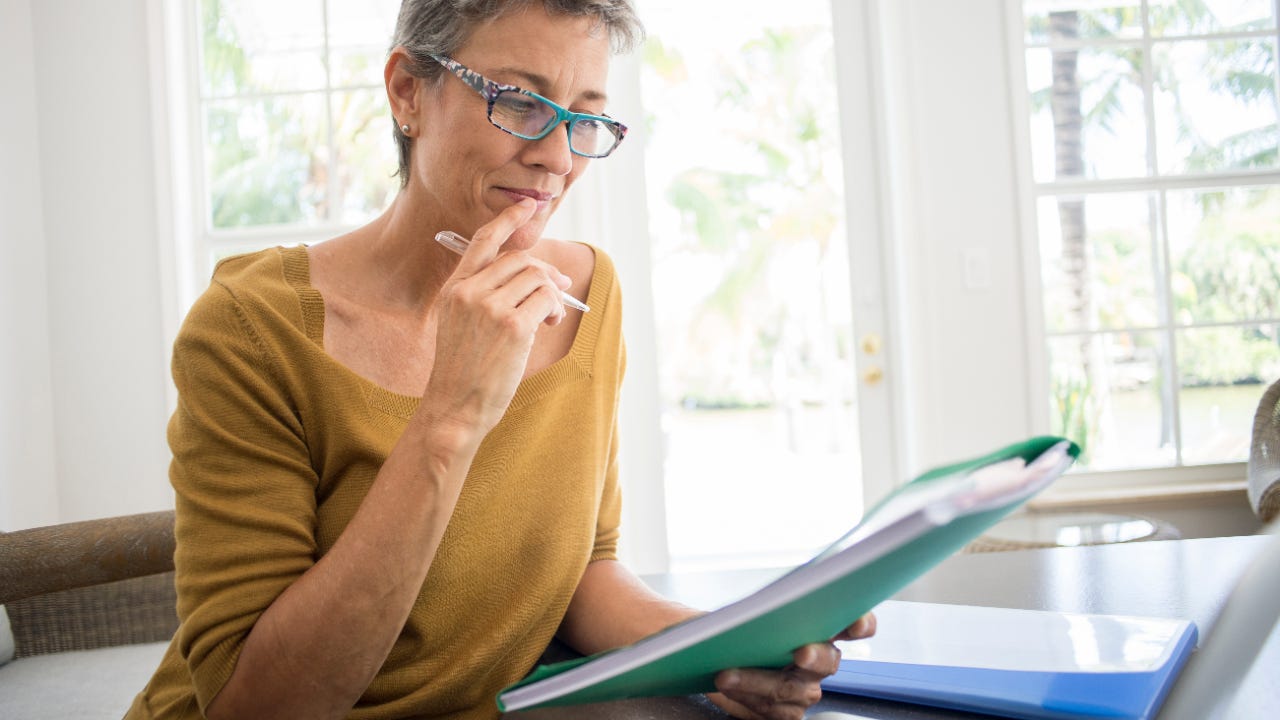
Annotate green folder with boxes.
[498,436,1080,712]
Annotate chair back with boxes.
[0,510,177,657]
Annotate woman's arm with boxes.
[203,414,480,720]
[558,560,876,720]
[204,200,567,719]
[556,559,699,655]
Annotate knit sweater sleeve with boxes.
[167,276,320,713]
[589,266,625,563]
[591,413,622,562]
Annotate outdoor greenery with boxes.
[1030,1,1280,464]
[642,27,852,411]
[199,0,396,230]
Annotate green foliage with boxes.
[1147,0,1274,33]
[1026,6,1140,41]
[1178,326,1280,386]
[197,1,398,230]
[645,24,848,408]
[665,169,763,252]
[1168,188,1280,387]
[1050,370,1095,465]
[1031,3,1279,464]
[643,36,688,83]
[1172,188,1280,325]
[1089,226,1158,329]
[200,0,248,96]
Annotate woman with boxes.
[127,1,873,719]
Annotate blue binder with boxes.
[822,601,1197,720]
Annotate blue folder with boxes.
[822,601,1197,720]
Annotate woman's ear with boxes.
[385,47,423,129]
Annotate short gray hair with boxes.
[389,0,644,188]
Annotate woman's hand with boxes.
[419,198,571,439]
[707,613,877,720]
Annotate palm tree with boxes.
[1035,1,1278,456]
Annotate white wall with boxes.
[0,0,174,530]
[0,0,59,530]
[877,0,1037,475]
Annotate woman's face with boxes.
[410,5,613,250]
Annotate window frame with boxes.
[1004,0,1279,499]
[170,0,395,315]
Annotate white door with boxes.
[612,0,901,572]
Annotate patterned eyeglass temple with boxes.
[427,53,628,158]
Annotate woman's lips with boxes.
[497,187,556,211]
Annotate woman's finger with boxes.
[454,198,537,274]
[447,254,568,328]
[460,251,572,298]
[490,267,566,327]
[713,667,819,720]
[790,642,842,679]
[832,612,877,642]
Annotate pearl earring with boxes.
[400,123,411,135]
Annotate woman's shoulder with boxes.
[535,238,616,293]
[209,245,303,291]
[185,245,312,335]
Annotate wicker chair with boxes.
[0,511,177,718]
[0,510,178,656]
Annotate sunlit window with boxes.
[1019,0,1280,471]
[638,0,862,570]
[193,0,400,264]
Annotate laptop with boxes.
[1155,519,1280,719]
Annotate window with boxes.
[637,0,866,571]
[186,0,401,286]
[1016,0,1280,473]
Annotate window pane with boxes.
[199,0,326,97]
[1049,331,1176,471]
[1153,39,1279,174]
[1025,46,1149,181]
[331,89,400,225]
[1168,185,1280,324]
[1024,3,1143,45]
[1149,0,1275,36]
[205,94,327,229]
[1179,325,1280,464]
[327,0,400,87]
[1038,193,1159,332]
[640,0,861,571]
[1022,1,1280,476]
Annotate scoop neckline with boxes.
[280,243,609,418]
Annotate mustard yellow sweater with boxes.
[127,245,624,720]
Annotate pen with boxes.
[433,230,591,313]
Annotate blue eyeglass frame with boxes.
[428,53,628,159]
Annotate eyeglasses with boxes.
[429,54,627,159]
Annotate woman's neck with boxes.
[321,195,459,314]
